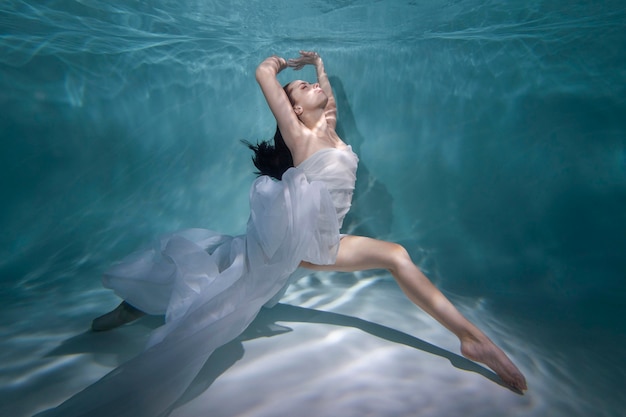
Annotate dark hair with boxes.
[243,83,295,180]
[242,126,294,180]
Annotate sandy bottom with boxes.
[0,271,619,417]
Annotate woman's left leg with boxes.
[91,301,145,332]
[301,235,527,393]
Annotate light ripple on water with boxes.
[2,0,624,99]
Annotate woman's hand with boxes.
[272,55,288,71]
[287,50,321,70]
[256,55,288,78]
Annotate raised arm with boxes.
[288,51,337,129]
[255,55,303,148]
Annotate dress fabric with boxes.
[39,146,358,417]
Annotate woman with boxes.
[252,51,527,393]
[79,51,525,417]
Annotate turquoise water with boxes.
[1,1,625,416]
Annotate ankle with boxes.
[121,301,145,318]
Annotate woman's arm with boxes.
[256,56,303,147]
[288,51,337,129]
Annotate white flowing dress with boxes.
[39,146,358,417]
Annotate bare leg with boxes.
[91,301,146,332]
[301,235,527,393]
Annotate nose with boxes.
[313,83,320,89]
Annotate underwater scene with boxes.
[1,1,625,416]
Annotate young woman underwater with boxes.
[44,50,526,417]
[251,50,526,393]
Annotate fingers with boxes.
[287,58,308,70]
[286,59,304,70]
[285,51,320,70]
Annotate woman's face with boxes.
[286,80,328,113]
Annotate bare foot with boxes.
[461,336,527,393]
[91,301,145,332]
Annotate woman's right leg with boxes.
[301,235,527,393]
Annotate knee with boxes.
[386,243,413,274]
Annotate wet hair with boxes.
[242,126,294,180]
[243,83,295,180]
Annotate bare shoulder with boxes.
[290,131,349,166]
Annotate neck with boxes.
[300,109,329,135]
